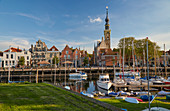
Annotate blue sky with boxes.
[0,0,170,53]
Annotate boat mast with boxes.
[146,37,150,111]
[154,46,157,76]
[8,45,11,83]
[75,51,77,72]
[143,49,146,77]
[119,48,121,77]
[123,38,125,80]
[164,44,167,79]
[132,40,135,72]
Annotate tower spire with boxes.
[105,6,109,30]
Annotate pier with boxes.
[112,84,170,92]
[0,66,169,83]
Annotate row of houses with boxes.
[0,39,91,68]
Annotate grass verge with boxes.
[0,83,109,111]
[97,96,170,111]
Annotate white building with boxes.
[2,47,31,68]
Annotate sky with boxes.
[0,0,170,53]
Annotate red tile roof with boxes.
[48,46,59,51]
[4,47,22,52]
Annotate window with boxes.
[76,51,77,54]
[68,55,70,59]
[64,55,66,59]
[54,53,56,57]
[27,56,29,60]
[6,54,8,59]
[11,54,13,59]
[24,52,27,54]
[13,61,15,65]
[18,56,20,60]
[6,61,8,66]
[52,48,55,51]
[66,51,68,54]
[27,61,29,66]
[50,53,53,58]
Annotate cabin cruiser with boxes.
[150,76,165,85]
[115,70,140,80]
[97,74,113,92]
[141,79,153,85]
[114,77,126,85]
[150,76,166,82]
[69,71,87,78]
[126,78,141,85]
[163,77,170,90]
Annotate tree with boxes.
[83,57,88,66]
[118,37,135,64]
[18,56,25,66]
[118,37,161,66]
[52,56,59,65]
[134,38,161,61]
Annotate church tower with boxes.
[104,6,111,49]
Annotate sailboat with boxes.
[115,38,126,85]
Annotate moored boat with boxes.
[163,77,170,90]
[69,71,87,78]
[140,95,154,101]
[108,92,118,97]
[97,74,113,94]
[166,95,170,100]
[80,91,94,98]
[125,97,139,104]
[158,91,170,96]
[115,96,126,100]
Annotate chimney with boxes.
[17,47,19,52]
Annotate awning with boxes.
[62,61,73,64]
[37,61,50,65]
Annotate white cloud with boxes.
[0,36,31,51]
[150,33,170,51]
[15,12,41,21]
[88,16,102,23]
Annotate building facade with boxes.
[30,39,48,66]
[60,45,73,66]
[46,45,60,65]
[1,47,31,68]
[60,45,89,67]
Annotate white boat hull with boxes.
[125,97,139,104]
[97,81,112,91]
[115,96,126,100]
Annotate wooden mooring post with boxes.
[42,68,44,82]
[36,68,38,83]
